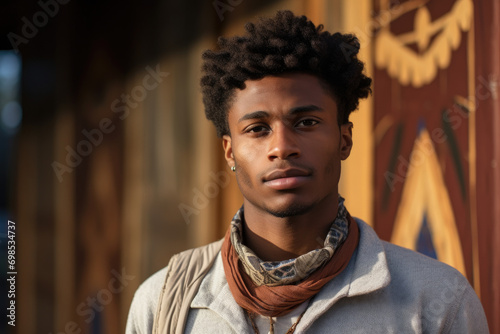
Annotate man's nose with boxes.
[267,125,301,160]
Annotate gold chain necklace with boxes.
[245,309,307,334]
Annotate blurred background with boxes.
[0,0,498,333]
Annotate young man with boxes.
[126,11,488,333]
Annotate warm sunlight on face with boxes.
[222,73,353,218]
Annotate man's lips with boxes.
[263,168,311,190]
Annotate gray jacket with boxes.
[126,220,489,333]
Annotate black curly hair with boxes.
[200,10,372,137]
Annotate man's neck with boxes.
[241,195,339,261]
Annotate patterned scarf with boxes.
[231,196,349,286]
[221,196,360,317]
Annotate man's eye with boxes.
[297,119,318,127]
[247,125,268,133]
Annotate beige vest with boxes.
[152,239,224,334]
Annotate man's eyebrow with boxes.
[238,111,269,123]
[289,105,324,114]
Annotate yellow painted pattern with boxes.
[375,0,473,87]
[391,129,466,275]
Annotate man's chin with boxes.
[264,202,313,218]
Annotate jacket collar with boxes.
[191,219,391,332]
[347,218,392,297]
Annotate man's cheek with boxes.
[234,162,255,189]
[324,155,341,178]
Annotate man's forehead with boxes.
[230,74,335,107]
[235,74,322,95]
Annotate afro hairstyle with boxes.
[200,10,372,137]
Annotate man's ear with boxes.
[222,135,235,168]
[340,122,353,160]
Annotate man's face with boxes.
[223,73,353,218]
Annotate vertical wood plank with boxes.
[53,110,75,333]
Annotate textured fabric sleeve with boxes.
[446,285,489,334]
[125,267,168,334]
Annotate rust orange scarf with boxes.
[221,213,359,317]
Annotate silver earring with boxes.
[231,166,236,172]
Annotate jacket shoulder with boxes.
[380,241,488,332]
[125,267,168,334]
[125,238,224,334]
[381,240,467,282]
